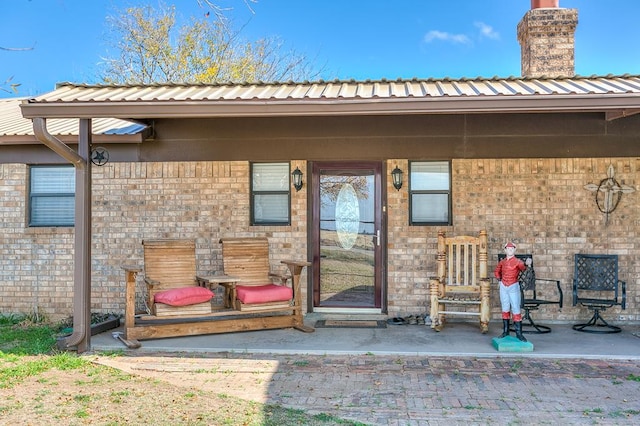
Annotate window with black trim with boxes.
[29,165,75,227]
[250,162,291,225]
[409,161,451,225]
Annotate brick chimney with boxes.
[517,0,578,78]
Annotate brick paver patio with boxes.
[96,353,640,425]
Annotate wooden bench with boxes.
[572,253,626,333]
[429,230,491,333]
[122,238,313,342]
[498,253,563,334]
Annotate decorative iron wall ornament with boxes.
[90,147,109,166]
[584,165,635,225]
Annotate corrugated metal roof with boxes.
[29,75,640,101]
[19,75,640,120]
[0,98,148,143]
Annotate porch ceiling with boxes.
[19,75,640,120]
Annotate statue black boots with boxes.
[499,319,510,338]
[514,321,527,342]
[500,319,527,342]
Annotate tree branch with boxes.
[0,46,35,51]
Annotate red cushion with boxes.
[236,284,293,304]
[154,286,213,307]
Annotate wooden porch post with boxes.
[32,117,92,352]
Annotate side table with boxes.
[196,275,240,309]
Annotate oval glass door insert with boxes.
[335,183,360,250]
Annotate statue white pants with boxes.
[499,281,521,315]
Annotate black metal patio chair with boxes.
[498,254,563,334]
[572,254,626,333]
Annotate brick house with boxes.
[1,1,640,350]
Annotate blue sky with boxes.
[2,0,639,99]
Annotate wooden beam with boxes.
[606,109,640,121]
[126,315,301,340]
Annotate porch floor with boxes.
[91,313,640,360]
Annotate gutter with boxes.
[19,95,640,119]
[32,117,89,350]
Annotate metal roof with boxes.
[19,75,640,120]
[0,98,149,144]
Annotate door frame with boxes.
[308,161,386,313]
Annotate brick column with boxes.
[517,5,578,78]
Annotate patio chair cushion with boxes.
[154,286,214,307]
[236,284,293,304]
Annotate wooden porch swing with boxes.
[122,237,313,343]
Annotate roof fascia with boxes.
[605,109,640,121]
[20,95,640,119]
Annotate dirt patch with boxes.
[94,355,280,403]
[0,355,320,425]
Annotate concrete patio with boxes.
[91,314,640,360]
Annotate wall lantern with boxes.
[291,167,304,191]
[391,166,403,190]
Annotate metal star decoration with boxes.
[90,147,109,166]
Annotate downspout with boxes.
[33,118,84,165]
[33,118,92,351]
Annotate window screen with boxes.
[409,161,451,225]
[250,163,291,225]
[30,166,75,227]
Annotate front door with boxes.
[311,162,384,311]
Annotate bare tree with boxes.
[101,4,320,84]
[1,76,20,94]
[196,0,257,22]
[321,176,370,207]
[0,46,34,52]
[1,45,34,94]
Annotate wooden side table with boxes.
[196,275,239,309]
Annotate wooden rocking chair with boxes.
[429,230,491,333]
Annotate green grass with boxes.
[0,351,89,388]
[0,313,370,426]
[609,409,640,418]
[0,313,59,355]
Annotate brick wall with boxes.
[0,164,75,318]
[0,161,308,321]
[0,158,637,324]
[387,158,639,322]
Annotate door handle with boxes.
[375,230,380,247]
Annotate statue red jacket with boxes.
[494,256,526,286]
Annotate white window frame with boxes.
[29,165,75,227]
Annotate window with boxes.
[29,166,75,227]
[250,163,291,225]
[409,161,451,225]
